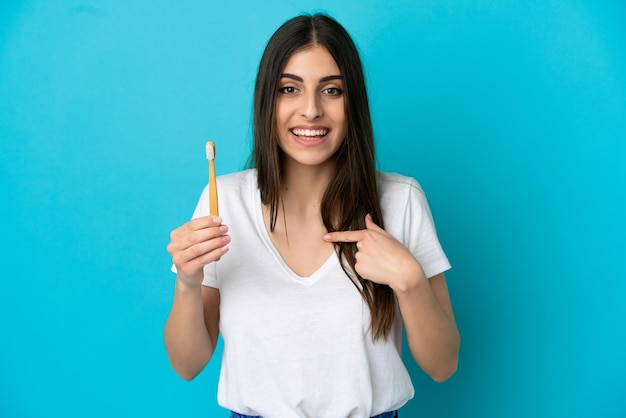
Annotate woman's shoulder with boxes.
[376,171,425,196]
[217,168,257,189]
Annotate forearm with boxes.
[163,278,214,380]
[394,273,460,382]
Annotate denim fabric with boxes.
[371,412,398,418]
[230,413,261,418]
[230,411,398,418]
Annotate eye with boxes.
[322,87,343,96]
[278,86,298,95]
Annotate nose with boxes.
[300,91,323,120]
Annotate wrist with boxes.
[176,274,203,292]
[390,258,427,294]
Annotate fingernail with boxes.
[219,225,228,233]
[213,216,222,224]
[323,234,331,241]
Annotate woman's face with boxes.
[275,45,347,170]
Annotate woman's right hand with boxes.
[167,216,230,288]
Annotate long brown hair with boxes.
[252,14,396,340]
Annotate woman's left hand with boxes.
[323,214,426,291]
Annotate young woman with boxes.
[164,13,460,418]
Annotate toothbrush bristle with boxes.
[206,141,215,160]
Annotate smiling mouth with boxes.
[290,128,329,139]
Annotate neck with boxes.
[281,161,334,215]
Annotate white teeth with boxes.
[291,128,328,137]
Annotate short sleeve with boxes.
[404,178,451,278]
[379,173,451,279]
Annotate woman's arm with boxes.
[163,216,229,380]
[164,282,220,380]
[394,271,459,382]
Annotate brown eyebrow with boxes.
[280,73,343,83]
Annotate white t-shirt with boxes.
[184,169,450,418]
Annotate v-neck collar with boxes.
[251,183,338,285]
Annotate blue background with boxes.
[1,1,625,417]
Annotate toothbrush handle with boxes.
[209,160,219,216]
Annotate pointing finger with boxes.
[323,230,366,243]
[364,213,383,231]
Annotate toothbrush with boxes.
[206,141,219,217]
